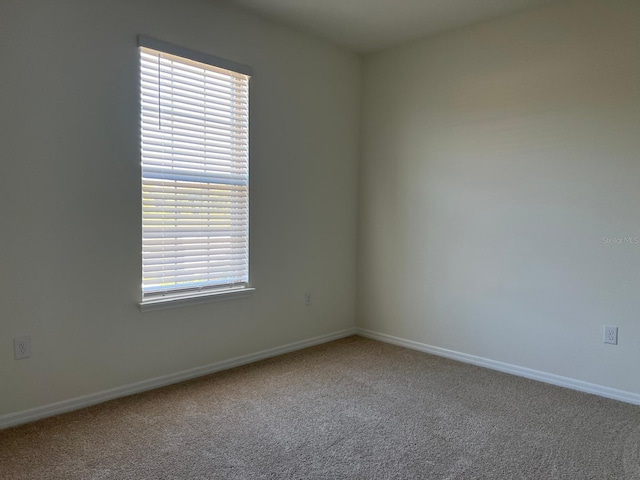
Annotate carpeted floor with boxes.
[1,335,639,479]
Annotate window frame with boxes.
[137,35,254,311]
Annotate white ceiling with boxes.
[225,0,562,53]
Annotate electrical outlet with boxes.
[603,326,618,345]
[305,291,312,306]
[14,336,31,359]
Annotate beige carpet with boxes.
[1,336,640,479]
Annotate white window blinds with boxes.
[139,38,251,300]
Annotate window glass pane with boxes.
[140,44,250,299]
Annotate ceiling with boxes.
[225,0,562,53]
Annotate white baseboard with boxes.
[356,328,640,406]
[0,328,357,430]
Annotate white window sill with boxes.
[139,287,255,313]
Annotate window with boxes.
[138,36,252,306]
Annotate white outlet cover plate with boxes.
[603,326,618,345]
[14,336,32,359]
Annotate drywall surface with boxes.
[359,0,640,394]
[0,0,360,416]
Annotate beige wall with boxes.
[358,0,640,394]
[0,0,360,416]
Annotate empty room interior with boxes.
[1,0,640,478]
